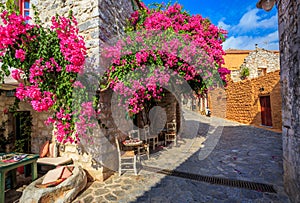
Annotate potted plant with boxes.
[240,65,250,80]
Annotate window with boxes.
[258,68,267,77]
[19,0,30,18]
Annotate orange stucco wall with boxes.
[223,50,250,70]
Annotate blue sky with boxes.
[142,0,279,50]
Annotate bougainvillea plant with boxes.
[0,5,95,143]
[101,2,230,115]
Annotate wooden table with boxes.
[0,153,39,203]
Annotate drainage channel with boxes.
[142,165,276,193]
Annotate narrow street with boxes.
[73,109,290,202]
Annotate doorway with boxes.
[11,111,32,153]
[260,96,272,127]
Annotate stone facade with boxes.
[209,70,282,130]
[277,0,300,202]
[242,48,280,80]
[32,0,135,72]
[0,93,53,153]
[22,0,136,181]
[226,48,280,82]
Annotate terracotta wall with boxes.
[209,70,281,130]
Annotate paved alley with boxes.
[73,109,290,203]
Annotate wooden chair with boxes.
[115,137,137,176]
[128,129,140,140]
[165,122,177,146]
[145,125,158,151]
[129,129,149,160]
[139,127,150,160]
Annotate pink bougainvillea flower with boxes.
[11,69,24,81]
[15,49,26,61]
[0,10,87,144]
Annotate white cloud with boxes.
[219,9,278,33]
[217,18,231,30]
[222,31,279,50]
[219,8,279,50]
[236,9,278,32]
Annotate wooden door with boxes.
[260,96,272,126]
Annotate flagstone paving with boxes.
[7,109,291,202]
[72,109,290,203]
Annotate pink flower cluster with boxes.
[1,10,88,144]
[45,108,74,143]
[136,4,227,66]
[0,11,33,54]
[218,67,231,85]
[101,3,231,115]
[112,67,170,114]
[11,69,24,81]
[15,83,55,112]
[75,102,98,144]
[51,16,87,73]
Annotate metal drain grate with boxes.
[143,166,276,193]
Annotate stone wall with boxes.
[229,48,280,82]
[32,0,134,72]
[31,0,136,181]
[209,70,281,130]
[0,93,53,153]
[277,0,300,202]
[243,48,280,80]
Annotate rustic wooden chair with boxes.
[139,127,150,160]
[115,137,137,176]
[145,125,158,151]
[128,129,140,140]
[129,129,149,160]
[164,122,177,146]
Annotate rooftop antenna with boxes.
[263,40,269,50]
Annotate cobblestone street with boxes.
[6,109,290,203]
[72,109,290,203]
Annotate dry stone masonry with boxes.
[277,0,300,202]
[230,48,280,82]
[209,70,281,130]
[0,94,53,153]
[31,0,136,181]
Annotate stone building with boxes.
[210,70,282,130]
[36,0,142,181]
[208,47,282,130]
[1,0,182,181]
[275,0,300,202]
[223,49,251,81]
[0,0,140,181]
[224,48,280,82]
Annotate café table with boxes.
[0,153,39,203]
[122,138,149,160]
[122,139,143,149]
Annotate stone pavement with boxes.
[72,109,290,203]
[7,109,291,202]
